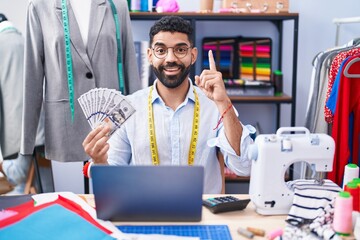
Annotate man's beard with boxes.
[152,62,192,89]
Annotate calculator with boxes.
[202,196,251,214]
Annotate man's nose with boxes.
[165,48,177,62]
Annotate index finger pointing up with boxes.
[208,50,217,71]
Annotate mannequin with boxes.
[20,0,140,193]
[21,0,141,164]
[0,14,45,194]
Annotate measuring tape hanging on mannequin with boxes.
[61,0,75,122]
[61,0,125,121]
[148,86,200,165]
[108,0,125,94]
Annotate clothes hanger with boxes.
[344,56,360,78]
[352,37,360,46]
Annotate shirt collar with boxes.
[151,78,196,105]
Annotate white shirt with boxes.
[107,79,256,193]
[70,0,91,46]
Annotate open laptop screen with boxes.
[91,165,204,222]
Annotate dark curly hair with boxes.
[149,16,193,46]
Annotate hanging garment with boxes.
[305,40,356,133]
[327,55,360,185]
[0,20,44,159]
[21,0,141,162]
[0,22,24,158]
[325,47,360,123]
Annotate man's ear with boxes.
[147,48,152,64]
[191,47,198,65]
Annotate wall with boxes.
[289,0,360,126]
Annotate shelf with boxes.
[225,175,250,183]
[130,11,299,129]
[230,94,292,103]
[130,12,299,21]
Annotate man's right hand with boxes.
[82,124,111,164]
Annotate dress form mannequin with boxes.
[49,0,93,194]
[0,16,45,194]
[21,0,140,193]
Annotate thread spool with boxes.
[353,178,360,211]
[200,0,214,12]
[333,191,353,236]
[345,182,359,211]
[212,0,222,12]
[272,70,283,96]
[266,228,283,240]
[343,163,359,188]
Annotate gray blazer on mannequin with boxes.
[20,0,141,162]
[0,22,44,159]
[0,26,24,158]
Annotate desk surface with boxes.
[82,194,287,240]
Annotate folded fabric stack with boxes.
[283,179,342,240]
[0,192,121,240]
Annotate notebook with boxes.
[91,165,204,222]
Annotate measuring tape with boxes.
[148,86,200,165]
[61,0,75,122]
[108,0,125,94]
[61,0,125,122]
[0,27,16,33]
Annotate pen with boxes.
[246,226,266,237]
[238,227,254,239]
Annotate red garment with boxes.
[328,56,360,185]
[325,48,360,123]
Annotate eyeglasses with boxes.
[152,45,191,59]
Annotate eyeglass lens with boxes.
[153,45,190,59]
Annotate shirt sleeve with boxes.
[207,123,256,176]
[106,126,132,165]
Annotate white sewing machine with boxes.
[248,127,335,215]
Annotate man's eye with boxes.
[156,48,166,54]
[176,47,187,53]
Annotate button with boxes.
[85,72,93,79]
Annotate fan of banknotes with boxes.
[78,88,135,136]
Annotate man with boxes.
[0,13,44,194]
[83,16,255,193]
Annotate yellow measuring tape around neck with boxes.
[148,86,200,165]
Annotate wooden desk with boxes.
[82,194,287,240]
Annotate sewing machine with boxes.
[248,127,335,215]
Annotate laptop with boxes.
[91,165,204,222]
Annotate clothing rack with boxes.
[333,16,360,46]
[333,17,360,77]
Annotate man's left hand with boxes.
[195,50,229,104]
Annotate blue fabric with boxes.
[0,204,115,240]
[326,57,349,114]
